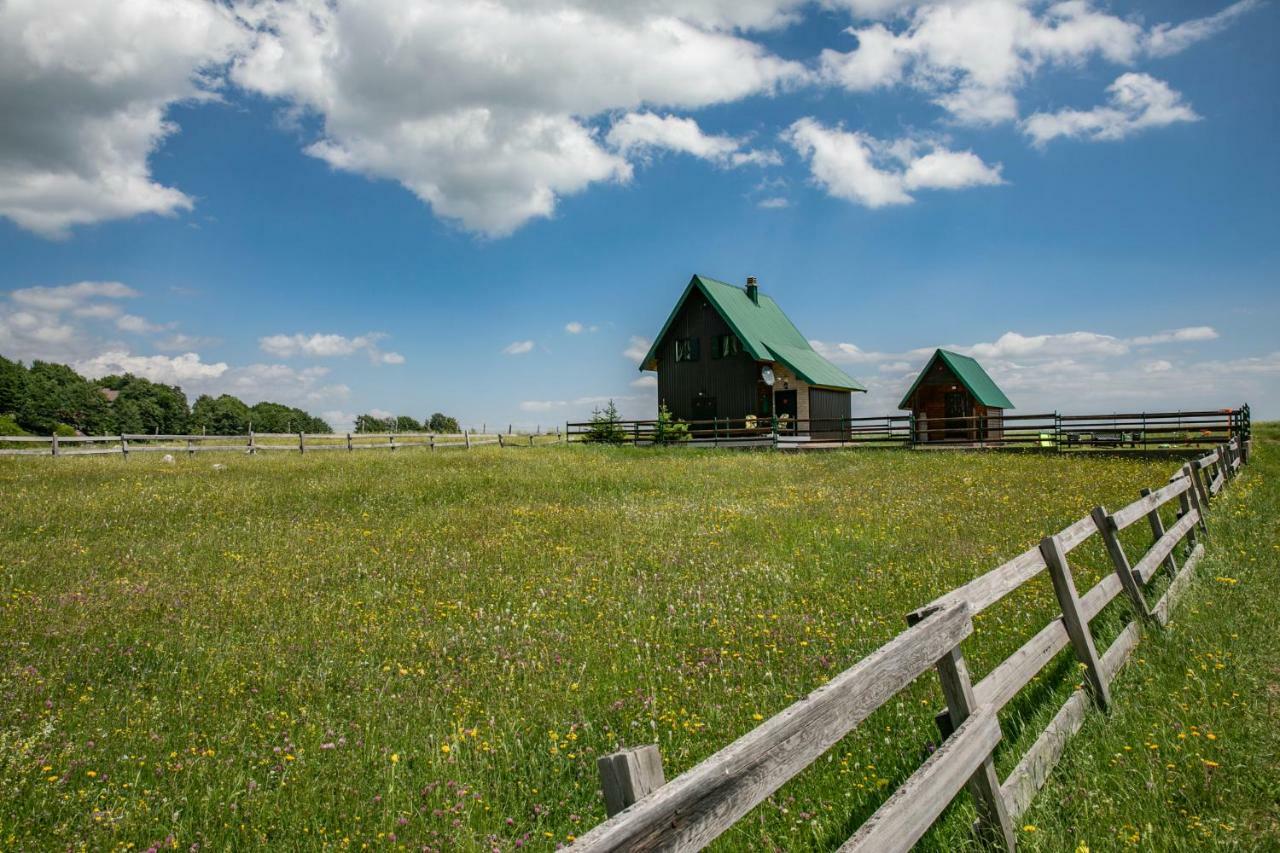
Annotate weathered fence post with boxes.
[1091,506,1152,622]
[498,433,504,448]
[1189,459,1211,512]
[187,437,195,456]
[633,421,639,445]
[597,744,665,818]
[51,433,59,457]
[1176,485,1198,550]
[429,433,436,451]
[1140,486,1179,578]
[299,432,306,454]
[464,430,471,450]
[248,430,256,455]
[932,642,1017,851]
[346,432,353,452]
[389,434,396,452]
[120,433,129,460]
[1040,534,1112,708]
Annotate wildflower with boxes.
[440,744,450,754]
[390,753,400,763]
[1023,825,1037,833]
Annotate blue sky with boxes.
[1,0,1277,429]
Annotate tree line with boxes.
[0,354,334,436]
[352,413,460,434]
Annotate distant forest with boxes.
[0,354,463,438]
[0,354,332,436]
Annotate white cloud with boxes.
[1145,0,1262,58]
[0,280,206,365]
[259,331,402,364]
[10,281,138,312]
[624,335,652,363]
[565,321,585,334]
[156,332,221,352]
[784,118,1002,208]
[1023,73,1199,146]
[74,350,229,383]
[1130,326,1219,346]
[502,340,535,356]
[757,196,790,209]
[819,1,1258,126]
[810,339,911,364]
[811,322,1250,414]
[606,112,780,168]
[631,374,658,388]
[220,362,350,406]
[73,304,124,320]
[116,313,172,334]
[230,0,805,236]
[0,0,246,237]
[368,408,395,420]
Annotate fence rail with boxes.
[570,435,1250,851]
[0,429,566,457]
[566,405,1249,451]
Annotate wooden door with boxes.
[944,392,969,440]
[774,390,797,434]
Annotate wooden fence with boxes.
[0,429,565,458]
[565,405,1250,451]
[569,436,1250,852]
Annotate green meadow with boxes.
[1,438,1273,851]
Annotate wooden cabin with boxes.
[638,275,865,437]
[898,349,1013,443]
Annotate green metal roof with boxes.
[897,349,1014,410]
[640,275,866,392]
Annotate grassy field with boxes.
[0,440,1269,851]
[1019,424,1280,851]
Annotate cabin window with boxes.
[675,337,700,362]
[711,334,741,359]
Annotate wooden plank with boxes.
[1140,486,1179,578]
[1153,543,1204,626]
[840,707,1003,853]
[1091,507,1152,620]
[1056,513,1099,554]
[973,618,1070,715]
[58,447,124,456]
[911,546,1045,620]
[599,745,666,818]
[567,604,973,852]
[1210,471,1225,496]
[1100,621,1141,686]
[1000,688,1090,822]
[1112,478,1190,531]
[1079,573,1123,622]
[1132,510,1199,585]
[1004,609,1154,821]
[1041,534,1111,709]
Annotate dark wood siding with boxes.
[654,294,760,422]
[808,387,852,439]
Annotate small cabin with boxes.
[898,349,1013,443]
[639,275,865,436]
